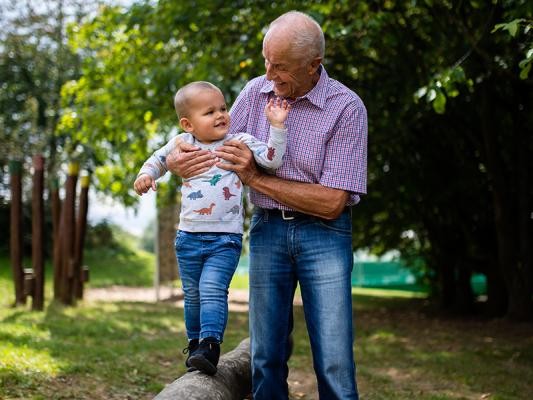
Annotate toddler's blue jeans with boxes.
[175,230,242,342]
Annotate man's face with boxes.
[262,38,316,99]
[180,89,230,144]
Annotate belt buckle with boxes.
[281,210,295,220]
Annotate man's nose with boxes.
[265,63,276,80]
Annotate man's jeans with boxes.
[175,231,242,342]
[249,208,358,400]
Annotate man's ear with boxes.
[308,57,322,75]
[180,117,193,132]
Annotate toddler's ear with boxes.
[180,117,193,132]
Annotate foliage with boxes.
[492,17,533,79]
[0,0,102,175]
[84,219,119,250]
[58,0,307,205]
[3,0,531,317]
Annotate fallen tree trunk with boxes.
[154,338,251,400]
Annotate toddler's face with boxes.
[183,88,230,143]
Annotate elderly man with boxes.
[169,11,367,400]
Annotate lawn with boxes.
[1,242,532,399]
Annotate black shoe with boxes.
[188,337,220,376]
[182,339,199,372]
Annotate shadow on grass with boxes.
[1,287,532,400]
[0,299,249,399]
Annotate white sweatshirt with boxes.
[138,127,287,233]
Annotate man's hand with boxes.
[166,141,216,178]
[215,139,261,185]
[134,174,157,195]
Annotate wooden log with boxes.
[32,155,45,310]
[153,338,251,400]
[51,178,62,300]
[23,268,35,298]
[60,162,79,305]
[9,160,25,306]
[74,174,90,299]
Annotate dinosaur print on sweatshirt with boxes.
[138,127,288,234]
[222,187,236,200]
[203,174,222,186]
[187,190,204,200]
[226,205,240,215]
[267,147,276,161]
[194,203,215,215]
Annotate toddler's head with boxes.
[174,81,230,144]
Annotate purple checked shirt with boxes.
[228,65,367,211]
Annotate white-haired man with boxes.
[168,11,367,399]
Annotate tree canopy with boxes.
[3,0,532,319]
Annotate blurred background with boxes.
[1,0,531,317]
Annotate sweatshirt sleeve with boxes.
[236,125,287,170]
[137,136,179,180]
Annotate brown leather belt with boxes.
[263,208,310,220]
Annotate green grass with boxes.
[1,242,532,399]
[84,228,156,287]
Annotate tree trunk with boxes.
[60,163,78,305]
[32,155,45,311]
[157,203,179,283]
[455,262,474,314]
[484,258,507,317]
[74,175,90,300]
[479,82,532,320]
[51,179,62,300]
[154,338,251,400]
[9,160,25,306]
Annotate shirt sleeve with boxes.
[138,136,180,179]
[319,103,367,203]
[236,126,288,170]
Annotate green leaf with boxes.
[508,20,519,37]
[432,91,446,114]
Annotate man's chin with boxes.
[273,85,289,98]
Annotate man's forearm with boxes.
[248,173,349,220]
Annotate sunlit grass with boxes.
[352,286,427,298]
[1,239,532,399]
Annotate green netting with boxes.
[235,257,487,294]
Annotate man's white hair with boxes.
[264,11,325,62]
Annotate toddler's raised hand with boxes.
[265,97,291,129]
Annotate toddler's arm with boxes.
[133,136,180,195]
[239,98,290,169]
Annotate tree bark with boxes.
[60,163,78,305]
[74,175,90,300]
[154,338,251,400]
[9,160,25,306]
[479,81,532,320]
[485,258,507,317]
[32,155,45,311]
[51,179,62,300]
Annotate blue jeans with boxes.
[175,230,242,342]
[249,208,358,400]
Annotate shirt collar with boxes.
[259,65,328,109]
